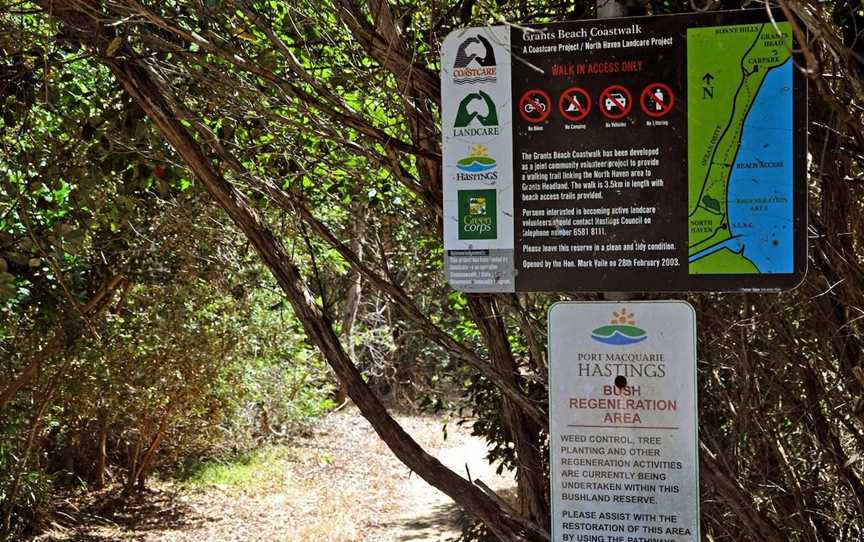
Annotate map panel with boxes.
[687,23,794,274]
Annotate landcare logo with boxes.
[453,91,499,137]
[453,35,497,84]
[591,308,647,346]
[457,189,497,240]
[456,145,498,182]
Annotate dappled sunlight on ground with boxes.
[32,408,515,542]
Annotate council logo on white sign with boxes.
[456,145,498,182]
[591,307,648,345]
[453,35,497,84]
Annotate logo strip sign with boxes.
[548,301,699,542]
[441,10,807,292]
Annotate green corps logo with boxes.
[458,189,497,240]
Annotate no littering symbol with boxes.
[640,83,675,117]
[519,89,552,123]
[599,85,632,120]
[558,87,592,122]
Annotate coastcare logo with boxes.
[453,35,497,84]
[456,145,498,182]
[453,91,499,137]
[457,189,497,240]
[591,308,647,346]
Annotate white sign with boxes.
[441,26,515,292]
[548,301,699,542]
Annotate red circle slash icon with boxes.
[519,89,552,123]
[640,83,675,117]
[599,85,633,120]
[558,87,592,122]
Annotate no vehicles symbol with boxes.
[558,87,591,122]
[519,90,552,123]
[599,85,632,120]
[641,83,675,117]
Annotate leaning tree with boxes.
[4,0,864,540]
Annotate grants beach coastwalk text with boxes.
[512,17,683,292]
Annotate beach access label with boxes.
[440,10,806,292]
[548,301,699,542]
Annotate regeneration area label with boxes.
[440,9,806,292]
[549,302,699,542]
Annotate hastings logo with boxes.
[456,145,498,182]
[591,308,647,346]
[453,91,499,138]
[453,35,497,84]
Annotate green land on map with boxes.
[687,22,792,274]
[689,247,760,274]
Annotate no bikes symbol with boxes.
[519,90,551,123]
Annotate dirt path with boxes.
[34,408,514,542]
[375,425,513,542]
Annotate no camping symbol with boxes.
[640,83,675,117]
[558,87,591,122]
[519,89,552,123]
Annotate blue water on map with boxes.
[689,60,794,272]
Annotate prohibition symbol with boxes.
[558,87,591,122]
[599,85,632,120]
[641,83,675,117]
[519,89,552,123]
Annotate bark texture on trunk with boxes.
[35,4,540,536]
[468,296,548,529]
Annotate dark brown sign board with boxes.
[441,9,807,292]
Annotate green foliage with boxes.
[179,446,294,489]
[2,1,864,541]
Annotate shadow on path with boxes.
[36,488,208,542]
[377,500,463,542]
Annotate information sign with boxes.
[548,301,699,542]
[441,10,807,292]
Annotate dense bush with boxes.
[2,1,863,541]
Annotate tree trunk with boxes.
[95,416,108,489]
[32,20,544,537]
[336,201,368,405]
[468,296,548,528]
[699,444,785,542]
[2,382,57,533]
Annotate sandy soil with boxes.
[33,407,514,542]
